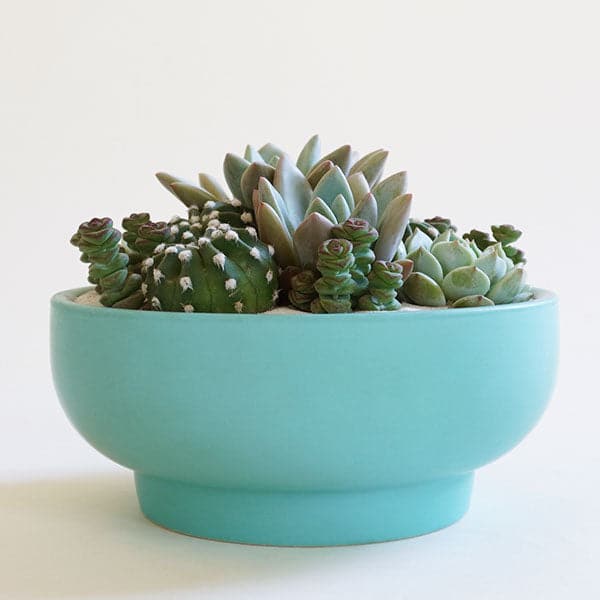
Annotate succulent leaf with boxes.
[331,194,351,223]
[441,266,490,301]
[348,149,388,188]
[347,172,370,209]
[407,247,444,285]
[452,295,495,308]
[258,176,294,233]
[293,212,334,268]
[223,153,251,203]
[487,267,527,304]
[289,269,318,311]
[170,182,217,208]
[402,272,446,307]
[306,159,334,188]
[358,260,404,311]
[373,172,408,221]
[273,154,313,228]
[351,192,378,227]
[296,134,321,175]
[244,144,267,164]
[255,201,298,267]
[305,197,337,224]
[258,142,285,164]
[405,227,433,254]
[311,165,354,212]
[312,238,356,313]
[315,144,353,176]
[474,243,508,284]
[374,193,413,261]
[240,162,276,207]
[431,240,476,275]
[198,173,229,202]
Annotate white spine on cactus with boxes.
[154,243,166,254]
[213,252,226,269]
[182,304,194,312]
[225,230,239,242]
[178,249,193,262]
[234,300,244,313]
[249,247,261,259]
[225,278,237,291]
[265,269,273,283]
[180,276,193,291]
[153,269,164,283]
[241,212,253,224]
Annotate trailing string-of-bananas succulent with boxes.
[70,135,535,312]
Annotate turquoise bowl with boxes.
[50,287,558,546]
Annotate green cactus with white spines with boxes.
[142,222,278,313]
[71,218,144,309]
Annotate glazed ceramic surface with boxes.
[50,287,558,546]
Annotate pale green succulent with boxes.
[221,135,413,270]
[402,232,533,308]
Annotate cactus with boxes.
[71,218,144,309]
[358,260,405,311]
[311,239,356,313]
[142,222,278,313]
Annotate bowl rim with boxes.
[51,286,558,321]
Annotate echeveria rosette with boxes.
[311,238,356,313]
[358,260,405,311]
[402,231,533,308]
[331,218,378,296]
[143,223,278,313]
[70,217,144,309]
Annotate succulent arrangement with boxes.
[71,136,534,313]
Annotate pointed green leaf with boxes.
[305,197,337,223]
[198,173,229,202]
[351,192,378,227]
[442,266,490,301]
[403,272,446,306]
[431,240,476,275]
[331,194,351,223]
[244,144,266,164]
[349,149,388,187]
[293,213,333,267]
[156,172,192,197]
[255,201,297,267]
[312,165,354,211]
[223,153,250,202]
[259,142,285,164]
[348,172,370,208]
[373,171,408,219]
[452,295,495,308]
[405,228,433,254]
[170,182,217,208]
[296,134,321,175]
[257,176,293,233]
[475,243,508,284]
[487,267,527,304]
[407,247,444,285]
[374,193,413,261]
[240,162,275,207]
[306,159,334,188]
[273,154,313,229]
[311,144,353,176]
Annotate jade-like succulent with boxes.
[358,260,406,311]
[311,239,356,313]
[71,218,144,309]
[402,230,533,308]
[142,222,278,313]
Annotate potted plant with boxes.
[51,136,558,546]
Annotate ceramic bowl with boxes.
[50,287,558,546]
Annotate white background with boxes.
[1,1,599,598]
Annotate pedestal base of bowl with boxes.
[135,472,473,546]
